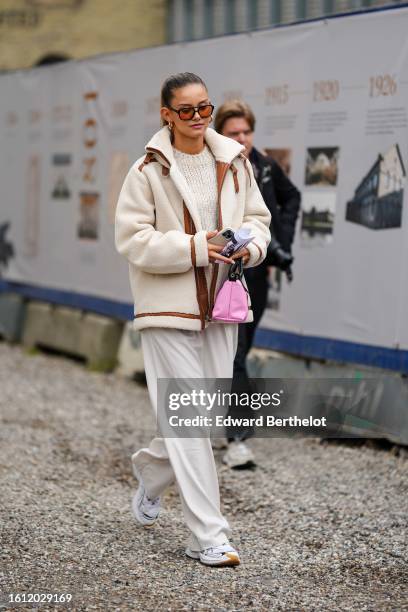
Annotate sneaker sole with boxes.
[200,553,240,567]
[185,547,240,567]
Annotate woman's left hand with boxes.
[230,247,250,264]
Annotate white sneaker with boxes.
[131,478,161,527]
[222,440,256,469]
[185,543,240,567]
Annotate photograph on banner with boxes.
[264,147,292,176]
[305,147,339,187]
[300,191,336,247]
[346,143,405,230]
[51,153,72,199]
[78,192,99,240]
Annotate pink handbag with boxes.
[212,259,249,323]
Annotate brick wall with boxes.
[0,0,167,71]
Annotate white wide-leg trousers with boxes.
[132,323,238,551]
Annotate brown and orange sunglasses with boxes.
[168,103,214,121]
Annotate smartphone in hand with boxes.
[207,228,235,247]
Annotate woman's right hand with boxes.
[206,231,235,265]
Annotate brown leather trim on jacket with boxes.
[135,312,201,320]
[138,152,155,172]
[190,236,196,267]
[239,153,252,186]
[184,202,193,234]
[230,163,239,193]
[183,202,209,330]
[145,147,171,168]
[194,266,209,330]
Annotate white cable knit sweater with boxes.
[173,145,218,231]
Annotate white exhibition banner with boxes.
[1,7,408,362]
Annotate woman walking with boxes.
[115,73,271,566]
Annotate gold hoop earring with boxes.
[168,122,173,131]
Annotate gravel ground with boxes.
[0,341,407,612]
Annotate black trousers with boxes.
[226,266,269,442]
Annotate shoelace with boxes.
[205,544,232,557]
[140,494,160,521]
[143,494,160,509]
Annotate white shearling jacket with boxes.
[115,126,271,331]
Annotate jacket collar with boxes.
[144,127,245,232]
[145,126,245,166]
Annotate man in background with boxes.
[215,100,301,469]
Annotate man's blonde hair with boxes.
[214,100,256,134]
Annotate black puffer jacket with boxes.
[249,147,300,261]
